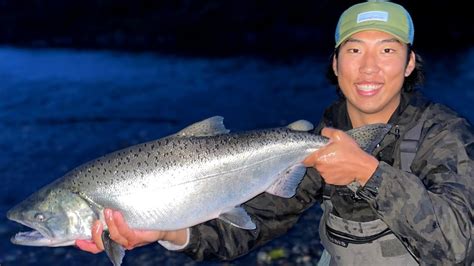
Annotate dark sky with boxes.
[0,0,472,55]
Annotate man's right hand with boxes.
[75,208,188,253]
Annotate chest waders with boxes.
[318,118,425,266]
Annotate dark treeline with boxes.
[0,0,471,55]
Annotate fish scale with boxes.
[7,116,391,266]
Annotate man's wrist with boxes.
[158,228,190,251]
[356,155,379,186]
[356,162,384,203]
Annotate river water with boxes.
[0,46,472,265]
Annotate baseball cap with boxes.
[334,0,414,47]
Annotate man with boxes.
[77,1,474,264]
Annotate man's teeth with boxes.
[357,84,381,91]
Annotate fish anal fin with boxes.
[265,164,306,198]
[217,206,256,230]
[102,230,125,266]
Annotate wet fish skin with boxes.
[7,116,391,265]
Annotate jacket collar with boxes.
[321,90,430,132]
[319,91,431,157]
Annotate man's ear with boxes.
[405,51,416,77]
[332,54,338,76]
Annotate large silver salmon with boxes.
[7,116,390,265]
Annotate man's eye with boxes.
[383,48,395,53]
[348,48,360,53]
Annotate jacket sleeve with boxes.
[358,114,474,264]
[178,167,323,261]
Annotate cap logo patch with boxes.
[357,11,389,23]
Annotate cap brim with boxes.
[335,26,410,48]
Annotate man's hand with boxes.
[303,127,379,186]
[75,209,188,253]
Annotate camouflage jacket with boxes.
[179,91,474,265]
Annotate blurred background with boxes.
[0,0,472,265]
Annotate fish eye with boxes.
[34,213,46,222]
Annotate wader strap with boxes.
[399,112,426,173]
[322,183,335,200]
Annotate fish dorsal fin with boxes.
[265,164,306,198]
[287,120,314,132]
[102,231,125,266]
[346,123,392,153]
[218,206,256,230]
[174,116,230,137]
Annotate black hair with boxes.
[326,45,425,99]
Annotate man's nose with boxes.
[359,53,380,74]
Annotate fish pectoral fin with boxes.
[265,164,306,198]
[173,116,230,137]
[102,230,125,266]
[217,206,256,230]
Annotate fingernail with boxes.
[93,221,101,234]
[105,209,113,220]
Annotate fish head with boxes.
[7,183,98,247]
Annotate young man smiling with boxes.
[77,1,474,265]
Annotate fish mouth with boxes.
[8,216,74,247]
[10,228,75,247]
[11,230,51,246]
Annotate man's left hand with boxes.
[303,127,379,186]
